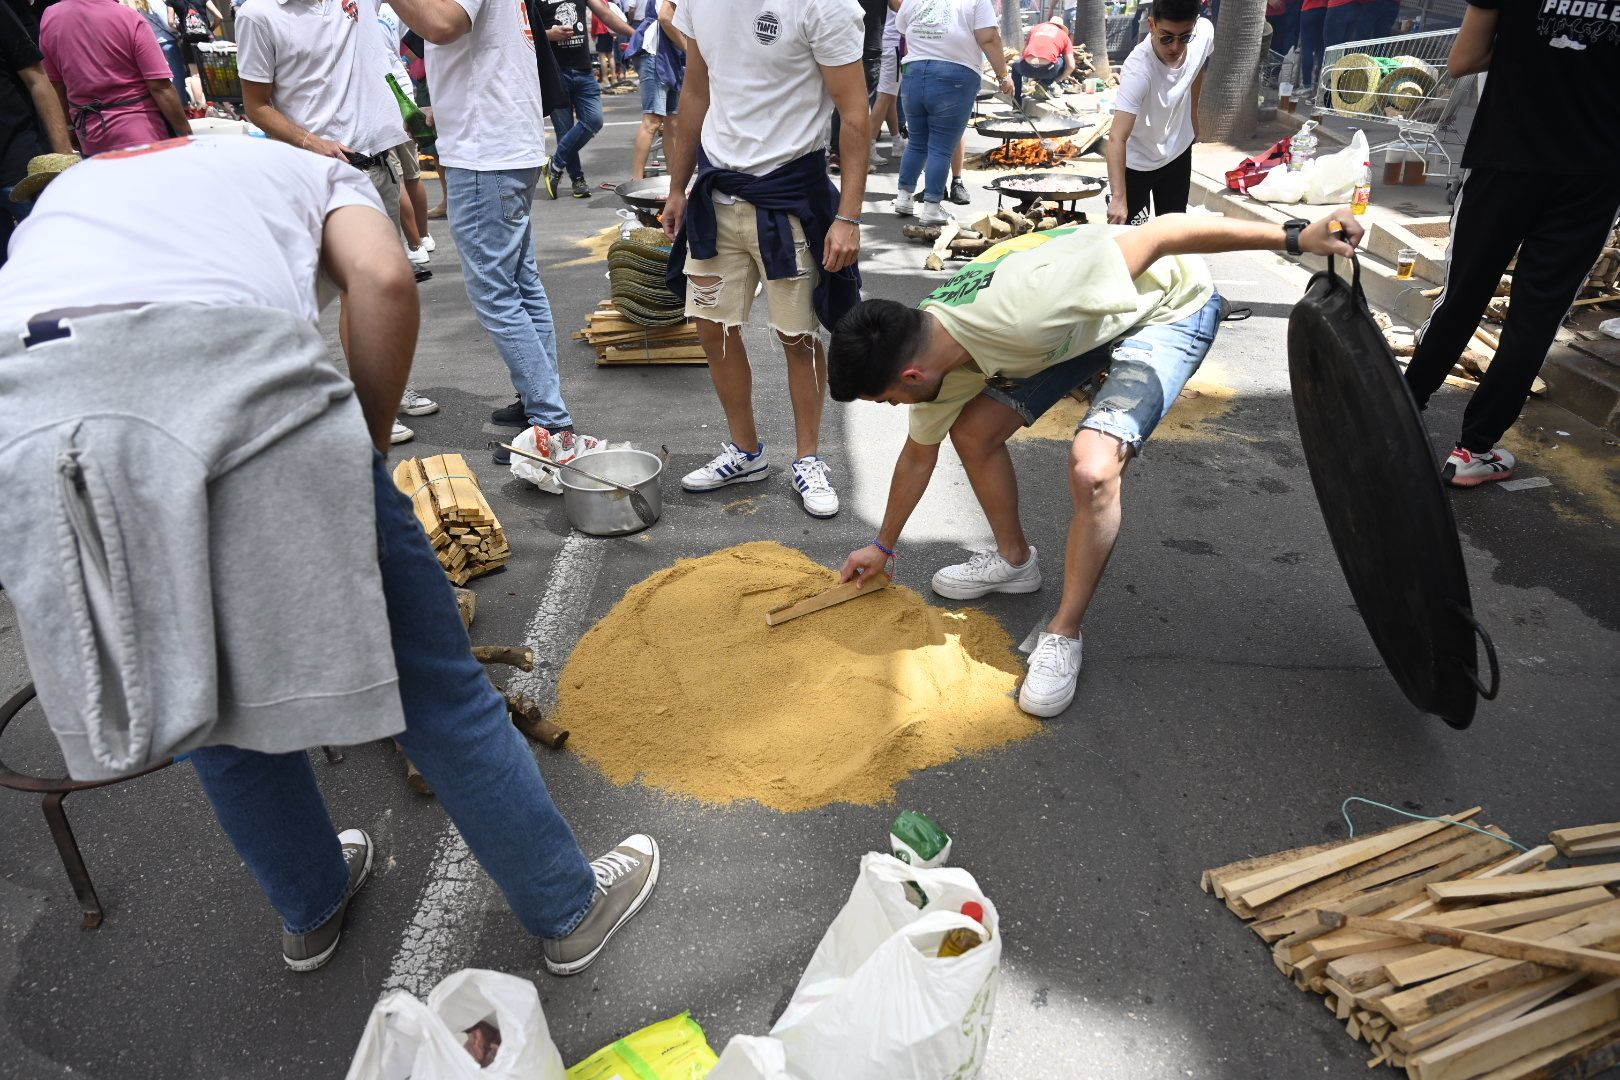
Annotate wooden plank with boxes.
[1328,945,1436,992]
[1396,921,1620,1020]
[764,572,890,626]
[1218,814,1479,901]
[1549,824,1620,850]
[1428,865,1620,902]
[1408,979,1620,1080]
[1391,975,1584,1055]
[1234,811,1484,910]
[1472,1017,1620,1080]
[1316,913,1620,980]
[1566,838,1620,858]
[1380,894,1620,986]
[1204,833,1373,896]
[1312,887,1611,964]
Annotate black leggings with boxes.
[1405,166,1620,452]
[1122,145,1193,224]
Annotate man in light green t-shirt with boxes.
[829,208,1361,717]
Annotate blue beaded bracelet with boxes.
[873,538,895,556]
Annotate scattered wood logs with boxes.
[575,301,707,365]
[1204,809,1620,1078]
[392,454,510,586]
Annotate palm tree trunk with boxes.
[1073,0,1111,78]
[1000,0,1025,51]
[1196,0,1266,142]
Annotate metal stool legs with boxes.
[42,789,103,929]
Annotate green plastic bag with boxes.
[567,1012,718,1080]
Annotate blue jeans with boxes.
[189,456,597,938]
[1267,8,1301,62]
[1323,3,1361,49]
[446,166,572,431]
[899,59,980,204]
[982,294,1223,453]
[551,67,604,181]
[1298,5,1328,87]
[1358,0,1399,39]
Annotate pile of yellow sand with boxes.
[553,542,1041,811]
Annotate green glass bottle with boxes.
[386,73,434,142]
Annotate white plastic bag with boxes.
[1303,129,1370,204]
[1248,129,1370,206]
[710,854,1002,1080]
[345,969,567,1080]
[507,426,606,494]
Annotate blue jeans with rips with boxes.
[446,165,573,432]
[551,67,605,182]
[189,455,597,939]
[898,59,981,204]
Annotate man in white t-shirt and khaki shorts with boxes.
[1105,0,1213,226]
[236,0,440,437]
[660,0,870,519]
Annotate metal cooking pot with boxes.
[615,175,672,228]
[560,448,664,536]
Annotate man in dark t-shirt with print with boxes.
[0,2,71,264]
[1404,0,1620,488]
[540,0,632,200]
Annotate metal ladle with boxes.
[500,442,658,527]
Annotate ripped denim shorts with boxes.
[981,292,1223,454]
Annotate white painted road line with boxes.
[382,532,606,997]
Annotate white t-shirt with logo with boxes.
[0,137,384,328]
[425,0,546,170]
[236,0,408,157]
[1112,17,1214,172]
[674,0,863,175]
[897,0,996,73]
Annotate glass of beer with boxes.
[1396,249,1418,280]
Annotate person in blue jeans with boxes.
[1298,0,1328,89]
[0,136,661,977]
[1322,0,1363,53]
[831,208,1364,718]
[892,0,1013,226]
[540,0,633,200]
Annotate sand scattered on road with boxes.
[553,542,1040,811]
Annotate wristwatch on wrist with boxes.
[1283,217,1311,256]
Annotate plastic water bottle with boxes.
[1352,160,1372,215]
[1288,122,1319,172]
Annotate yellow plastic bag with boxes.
[567,1013,719,1080]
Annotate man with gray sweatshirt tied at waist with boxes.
[0,137,660,977]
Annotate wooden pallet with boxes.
[391,453,509,586]
[1203,810,1620,1078]
[575,300,707,365]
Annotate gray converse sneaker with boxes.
[283,828,373,972]
[542,835,660,976]
[399,386,439,416]
[931,547,1041,600]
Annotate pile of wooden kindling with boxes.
[1376,312,1546,398]
[1204,809,1620,1078]
[392,454,509,586]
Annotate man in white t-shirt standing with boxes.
[660,0,869,520]
[236,0,440,439]
[1105,0,1212,225]
[389,0,604,471]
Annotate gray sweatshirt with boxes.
[0,303,406,781]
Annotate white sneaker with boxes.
[407,244,430,267]
[1019,631,1083,717]
[682,442,768,492]
[791,455,839,518]
[1441,445,1515,488]
[399,386,439,416]
[390,420,414,444]
[931,547,1041,600]
[421,235,436,253]
[918,200,949,226]
[893,190,916,217]
[892,135,908,162]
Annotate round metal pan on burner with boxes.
[985,172,1107,203]
[974,116,1088,141]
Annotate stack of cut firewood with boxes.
[575,301,706,365]
[1375,313,1546,398]
[391,454,509,586]
[1205,810,1620,1078]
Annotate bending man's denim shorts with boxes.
[982,292,1223,454]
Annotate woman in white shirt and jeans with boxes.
[890,0,1011,225]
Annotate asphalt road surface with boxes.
[2,95,1617,1078]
